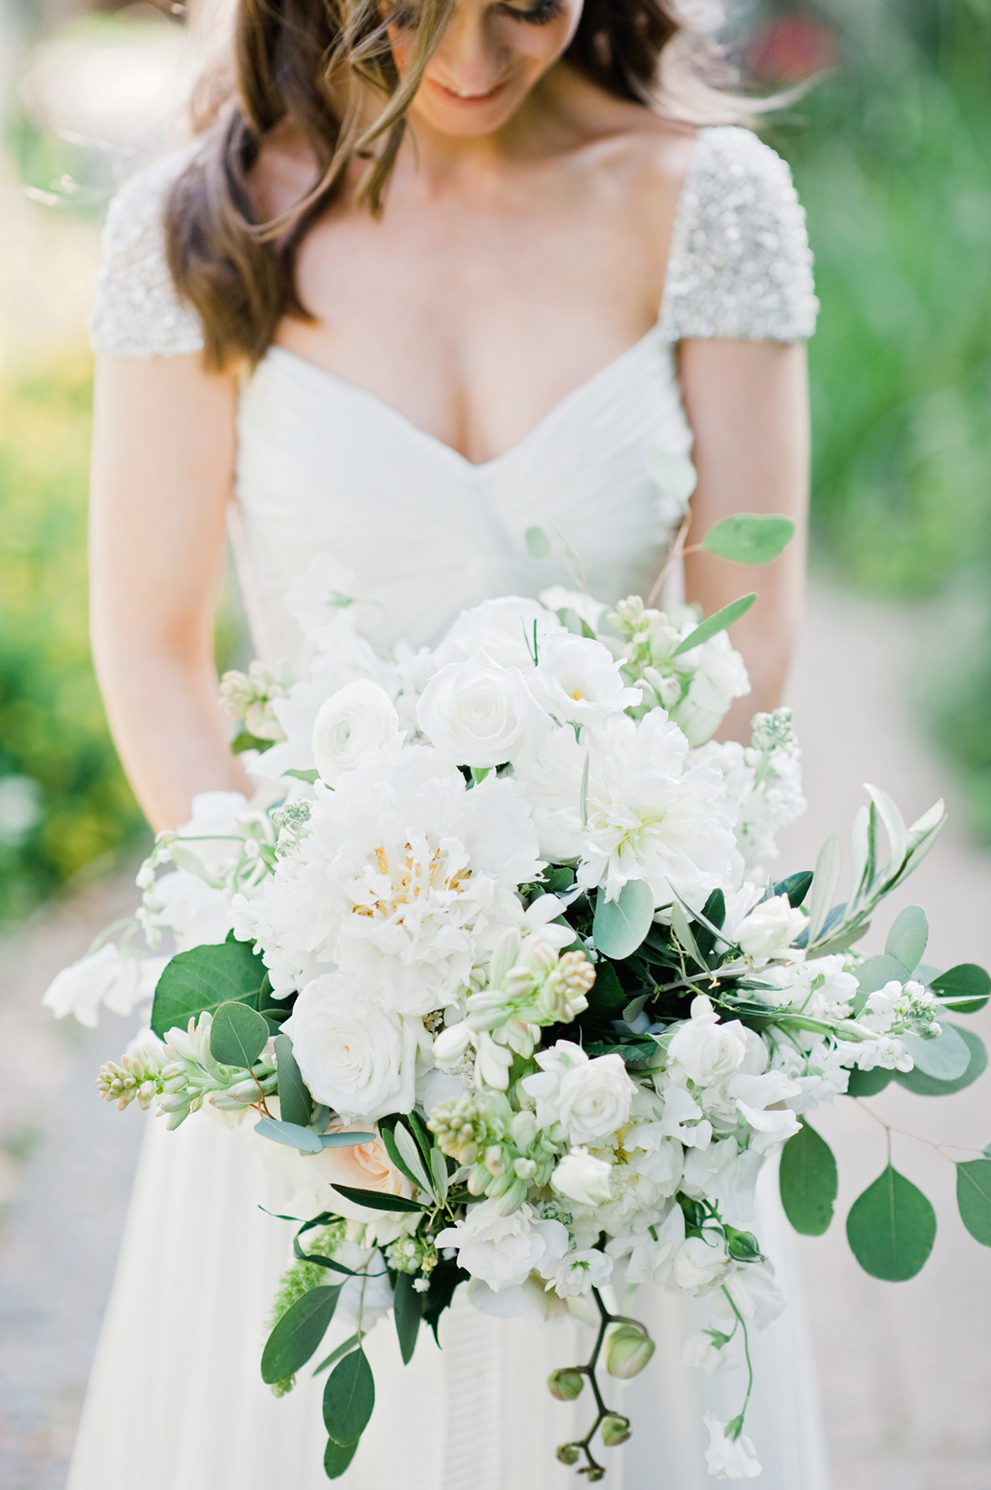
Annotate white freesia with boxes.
[416,661,550,768]
[311,679,399,785]
[552,1146,614,1206]
[736,894,805,963]
[703,1413,762,1480]
[522,1041,636,1143]
[282,973,426,1119]
[43,943,165,1028]
[527,634,641,728]
[436,1199,568,1291]
[542,1246,613,1297]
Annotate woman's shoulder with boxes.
[661,124,819,344]
[89,142,205,359]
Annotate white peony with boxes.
[527,634,641,728]
[282,973,426,1119]
[42,943,165,1028]
[436,1199,568,1291]
[311,679,399,785]
[736,894,805,963]
[416,661,550,768]
[703,1413,762,1480]
[542,1247,614,1297]
[522,1040,636,1144]
[552,1146,614,1206]
[673,1234,731,1294]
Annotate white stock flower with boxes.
[522,1040,636,1144]
[527,634,641,728]
[736,895,805,963]
[311,680,399,785]
[436,1199,568,1291]
[552,1146,614,1206]
[703,1413,762,1480]
[433,596,565,670]
[416,661,550,768]
[543,1247,613,1297]
[43,944,165,1028]
[673,1234,731,1293]
[282,973,425,1120]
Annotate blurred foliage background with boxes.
[0,0,988,924]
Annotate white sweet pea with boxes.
[416,661,550,768]
[683,1331,733,1376]
[703,1413,762,1480]
[736,894,805,963]
[682,1138,763,1227]
[282,973,425,1120]
[626,1123,687,1190]
[527,634,641,728]
[670,629,751,748]
[522,1040,636,1144]
[311,679,399,785]
[717,1262,785,1332]
[43,944,165,1029]
[649,1086,712,1149]
[433,596,565,670]
[607,1202,686,1285]
[552,1146,614,1206]
[436,1199,568,1291]
[727,1071,802,1153]
[673,1234,731,1293]
[543,1247,614,1298]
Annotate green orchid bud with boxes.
[600,1414,631,1447]
[547,1368,584,1401]
[585,1465,606,1481]
[605,1323,656,1380]
[555,1443,581,1465]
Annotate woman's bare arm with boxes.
[678,338,809,740]
[89,354,249,831]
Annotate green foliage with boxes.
[323,1347,375,1446]
[956,1159,991,1247]
[671,593,757,657]
[901,1022,970,1080]
[699,515,796,566]
[150,935,267,1039]
[894,1025,987,1097]
[261,1286,341,1385]
[274,1033,313,1127]
[885,906,928,972]
[210,999,271,1068]
[393,1270,422,1365]
[779,1119,838,1236]
[846,1164,937,1281]
[931,964,991,1014]
[592,880,654,960]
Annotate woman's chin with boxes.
[411,77,530,137]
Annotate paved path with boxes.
[1,580,989,1490]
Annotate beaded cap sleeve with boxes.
[660,126,818,343]
[89,147,205,358]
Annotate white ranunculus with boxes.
[282,973,424,1119]
[673,1234,731,1293]
[311,679,400,786]
[527,634,641,728]
[416,661,550,768]
[433,597,565,670]
[703,1412,762,1481]
[436,1199,568,1291]
[538,587,608,631]
[542,1247,614,1298]
[736,894,805,963]
[42,944,165,1028]
[552,1146,614,1206]
[521,1040,635,1144]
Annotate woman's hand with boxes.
[89,353,248,830]
[678,338,809,740]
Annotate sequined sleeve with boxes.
[89,147,205,359]
[660,126,818,343]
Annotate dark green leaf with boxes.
[956,1160,991,1246]
[261,1286,340,1384]
[274,1033,313,1128]
[393,1270,422,1365]
[151,938,267,1040]
[772,871,813,909]
[902,1022,971,1080]
[592,879,654,959]
[210,999,270,1068]
[323,1347,375,1446]
[421,1257,469,1345]
[323,1438,359,1478]
[330,1184,426,1213]
[313,1333,361,1377]
[701,887,727,928]
[779,1119,838,1236]
[931,963,991,1014]
[895,1026,987,1096]
[231,730,275,755]
[586,959,627,1012]
[284,767,319,784]
[846,1067,894,1097]
[700,513,796,565]
[846,1165,936,1281]
[671,594,757,657]
[884,905,928,973]
[583,1040,659,1063]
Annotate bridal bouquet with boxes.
[46,516,990,1483]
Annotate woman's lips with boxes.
[425,75,510,105]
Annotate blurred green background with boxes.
[0,0,988,925]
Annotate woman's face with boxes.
[389,0,584,138]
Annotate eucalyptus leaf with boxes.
[330,1184,426,1213]
[895,1026,986,1095]
[323,1347,375,1446]
[700,513,796,565]
[779,1120,838,1236]
[150,937,266,1040]
[284,768,319,784]
[255,1117,325,1154]
[671,593,757,658]
[846,1165,936,1281]
[670,901,706,969]
[261,1285,340,1384]
[592,879,654,959]
[931,963,991,1014]
[393,1270,422,1365]
[845,1067,894,1097]
[210,999,270,1068]
[807,834,842,945]
[524,524,552,561]
[852,953,911,1014]
[885,905,928,974]
[956,1160,991,1247]
[323,1437,359,1479]
[848,803,873,912]
[273,1033,312,1129]
[902,1022,971,1080]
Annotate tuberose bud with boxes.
[605,1323,655,1380]
[601,1414,632,1447]
[547,1368,584,1402]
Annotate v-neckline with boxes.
[259,130,703,473]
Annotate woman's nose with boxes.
[431,4,507,90]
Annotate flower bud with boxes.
[605,1323,655,1380]
[600,1414,631,1447]
[547,1368,584,1402]
[585,1465,606,1481]
[556,1444,581,1465]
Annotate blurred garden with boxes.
[0,0,989,925]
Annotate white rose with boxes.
[416,661,549,768]
[552,1146,614,1206]
[311,679,399,786]
[282,973,422,1119]
[736,894,805,962]
[673,1234,731,1293]
[557,1052,637,1144]
[527,634,641,727]
[666,997,761,1089]
[436,1199,568,1291]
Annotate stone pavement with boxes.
[0,579,989,1490]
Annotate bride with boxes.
[74,0,827,1483]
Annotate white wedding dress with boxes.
[72,125,829,1490]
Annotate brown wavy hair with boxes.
[165,0,744,369]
